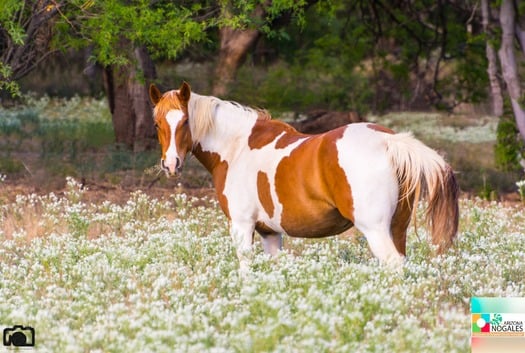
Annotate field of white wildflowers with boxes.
[1,177,524,353]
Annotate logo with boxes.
[2,325,35,347]
[472,313,492,333]
[471,298,525,353]
[471,313,524,336]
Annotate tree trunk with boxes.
[498,0,525,141]
[481,0,504,117]
[103,43,157,151]
[131,46,157,151]
[211,6,265,97]
[516,6,525,54]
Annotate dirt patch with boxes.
[1,177,216,205]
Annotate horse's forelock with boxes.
[154,91,183,121]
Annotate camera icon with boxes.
[3,325,35,347]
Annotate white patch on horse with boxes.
[226,131,307,231]
[194,100,307,233]
[335,124,404,266]
[165,110,184,172]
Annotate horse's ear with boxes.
[149,84,162,105]
[178,81,191,104]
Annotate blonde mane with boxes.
[187,93,269,143]
[186,93,218,143]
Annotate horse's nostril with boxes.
[161,157,182,174]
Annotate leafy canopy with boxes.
[1,0,307,95]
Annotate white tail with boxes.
[385,132,459,252]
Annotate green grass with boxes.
[0,178,524,352]
[0,96,168,189]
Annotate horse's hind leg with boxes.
[336,195,403,266]
[359,223,404,267]
[390,195,414,256]
[348,191,405,267]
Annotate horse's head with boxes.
[149,82,193,176]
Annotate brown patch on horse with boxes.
[248,120,304,150]
[367,123,395,134]
[154,114,172,160]
[275,133,306,149]
[193,144,230,219]
[257,171,274,218]
[390,191,414,256]
[255,221,276,236]
[274,126,354,237]
[319,127,355,224]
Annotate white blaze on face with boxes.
[164,110,185,173]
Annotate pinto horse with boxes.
[149,82,459,269]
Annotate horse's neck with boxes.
[192,143,225,175]
[193,102,258,164]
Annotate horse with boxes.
[149,82,459,270]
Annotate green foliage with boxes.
[229,0,489,113]
[0,0,26,45]
[0,96,115,181]
[0,63,20,97]
[0,95,114,158]
[0,156,23,174]
[49,0,310,68]
[495,114,525,171]
[478,173,498,201]
[52,0,209,66]
[2,0,309,93]
[230,2,376,112]
[257,61,373,112]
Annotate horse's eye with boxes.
[154,123,160,130]
[183,119,189,126]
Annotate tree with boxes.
[479,0,525,170]
[481,0,504,116]
[497,0,525,142]
[212,4,265,97]
[2,0,309,150]
[242,0,487,112]
[1,0,210,149]
[103,43,157,150]
[211,0,311,97]
[51,0,210,150]
[0,0,60,96]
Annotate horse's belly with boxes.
[282,208,353,238]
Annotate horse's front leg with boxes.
[230,221,255,272]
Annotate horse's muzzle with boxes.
[161,158,183,177]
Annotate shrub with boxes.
[495,114,525,172]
